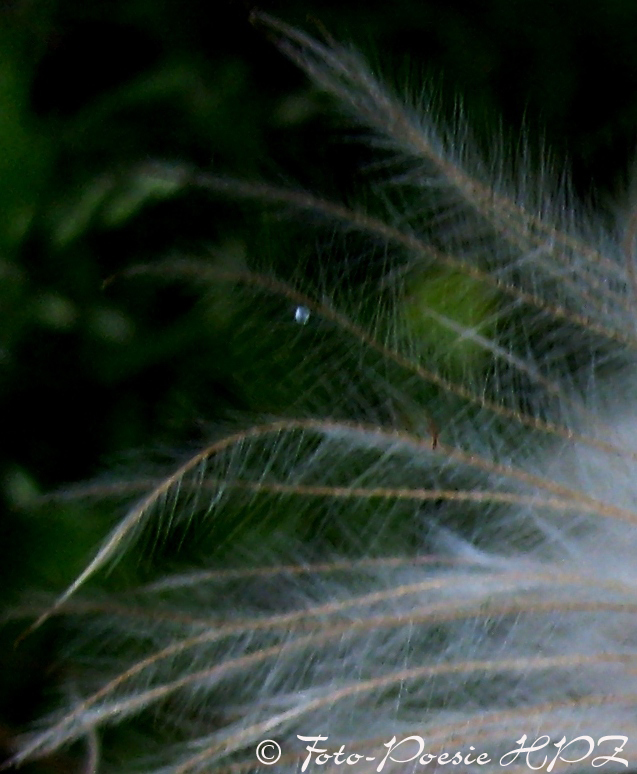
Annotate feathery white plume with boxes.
[11,13,637,773]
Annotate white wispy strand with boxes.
[11,13,637,774]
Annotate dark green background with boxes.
[2,0,637,769]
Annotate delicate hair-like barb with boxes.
[11,14,637,774]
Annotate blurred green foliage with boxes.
[3,0,637,768]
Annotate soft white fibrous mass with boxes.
[13,13,637,774]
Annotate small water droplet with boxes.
[294,305,311,325]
